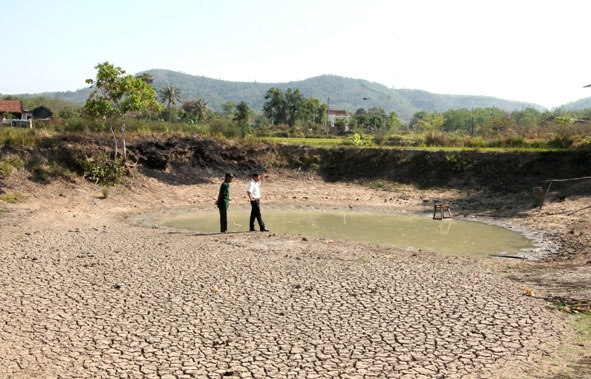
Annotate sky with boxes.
[2,0,590,109]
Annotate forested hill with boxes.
[22,70,548,121]
[559,97,591,111]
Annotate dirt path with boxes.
[0,170,590,378]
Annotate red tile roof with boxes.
[0,100,23,113]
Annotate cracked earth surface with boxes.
[0,171,588,378]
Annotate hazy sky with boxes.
[3,0,589,109]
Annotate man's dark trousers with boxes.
[219,206,228,232]
[249,199,265,231]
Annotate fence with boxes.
[1,119,32,128]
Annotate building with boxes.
[0,100,33,127]
[327,109,349,127]
[326,109,350,133]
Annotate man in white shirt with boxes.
[246,173,269,232]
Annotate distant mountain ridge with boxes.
[12,69,567,121]
[559,97,591,111]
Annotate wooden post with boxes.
[533,187,545,208]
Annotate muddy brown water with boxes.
[153,207,539,258]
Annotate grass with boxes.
[0,161,13,178]
[261,137,349,147]
[0,127,54,147]
[546,313,591,378]
[0,156,25,179]
[260,135,565,152]
[0,123,581,153]
[572,313,591,339]
[101,186,110,199]
[0,193,22,204]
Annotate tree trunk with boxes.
[109,123,118,159]
[121,114,127,161]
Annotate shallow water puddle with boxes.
[154,208,536,258]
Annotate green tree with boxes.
[284,88,304,127]
[367,107,388,132]
[416,112,445,137]
[511,107,542,128]
[83,62,161,160]
[389,111,402,131]
[233,101,252,135]
[221,101,236,120]
[351,108,370,132]
[409,110,429,131]
[262,87,286,125]
[159,85,182,122]
[136,73,154,86]
[442,108,472,133]
[300,97,324,125]
[183,98,208,122]
[472,107,512,137]
[58,107,80,119]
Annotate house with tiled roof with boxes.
[0,100,24,117]
[1,100,33,127]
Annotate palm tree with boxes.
[159,85,182,122]
[182,98,208,122]
[193,98,207,122]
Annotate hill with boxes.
[14,70,549,121]
[559,97,591,111]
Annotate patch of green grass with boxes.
[572,313,591,337]
[260,134,565,152]
[547,313,591,378]
[0,161,12,178]
[28,162,76,182]
[0,156,25,179]
[0,193,21,203]
[101,186,110,199]
[262,137,348,147]
[0,127,52,147]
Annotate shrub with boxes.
[209,119,240,138]
[350,133,366,147]
[464,136,486,148]
[372,134,387,146]
[0,155,24,178]
[82,156,127,185]
[425,134,450,147]
[32,167,49,181]
[576,137,591,149]
[548,134,574,149]
[29,163,75,182]
[502,137,527,148]
[0,161,12,178]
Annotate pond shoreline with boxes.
[137,205,547,260]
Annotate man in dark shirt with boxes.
[215,173,233,233]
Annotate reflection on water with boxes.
[154,208,535,258]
